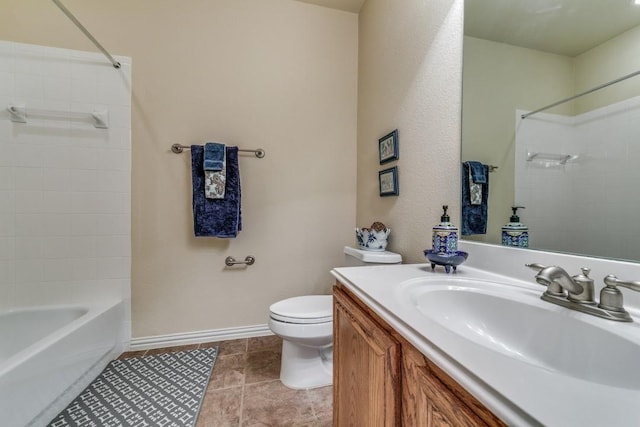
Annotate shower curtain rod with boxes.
[521,69,640,119]
[51,0,121,69]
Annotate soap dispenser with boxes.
[433,205,458,254]
[502,206,529,248]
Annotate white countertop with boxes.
[331,262,640,427]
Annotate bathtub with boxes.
[0,302,123,427]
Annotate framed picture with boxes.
[379,166,399,196]
[378,129,399,164]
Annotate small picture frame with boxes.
[379,166,399,196]
[378,129,399,164]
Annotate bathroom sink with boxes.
[397,278,640,390]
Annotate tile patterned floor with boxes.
[118,336,333,427]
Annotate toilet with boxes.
[268,246,402,389]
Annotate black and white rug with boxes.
[48,347,218,427]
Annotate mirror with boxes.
[461,0,640,262]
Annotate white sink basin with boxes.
[398,277,640,390]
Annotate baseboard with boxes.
[129,323,273,351]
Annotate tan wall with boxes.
[0,0,358,338]
[574,25,640,114]
[356,0,464,263]
[461,36,574,244]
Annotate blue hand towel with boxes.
[464,161,483,205]
[466,161,486,184]
[204,142,227,199]
[203,142,226,171]
[461,162,488,235]
[191,145,242,238]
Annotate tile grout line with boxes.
[238,343,247,427]
[238,381,246,427]
[306,388,319,421]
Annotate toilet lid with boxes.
[269,295,332,324]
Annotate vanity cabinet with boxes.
[333,285,401,426]
[402,343,503,426]
[333,283,506,427]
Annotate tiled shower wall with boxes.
[0,41,131,336]
[515,96,640,260]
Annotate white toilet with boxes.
[268,246,402,389]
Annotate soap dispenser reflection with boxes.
[502,206,529,248]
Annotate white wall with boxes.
[357,0,463,263]
[0,41,131,338]
[514,111,574,251]
[515,96,640,260]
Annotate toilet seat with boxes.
[269,295,332,324]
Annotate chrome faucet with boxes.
[532,265,585,295]
[526,263,594,301]
[525,263,639,322]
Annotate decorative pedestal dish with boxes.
[424,250,468,273]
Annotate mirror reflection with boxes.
[461,0,640,262]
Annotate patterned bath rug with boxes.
[48,346,218,427]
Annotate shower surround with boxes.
[515,95,640,260]
[0,40,131,426]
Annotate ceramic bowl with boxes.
[356,227,390,251]
[424,249,468,273]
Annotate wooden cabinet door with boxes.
[402,344,505,427]
[333,287,401,427]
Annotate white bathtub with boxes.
[0,302,123,427]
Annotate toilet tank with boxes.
[343,246,402,267]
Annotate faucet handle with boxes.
[525,263,548,272]
[604,275,640,292]
[599,275,640,313]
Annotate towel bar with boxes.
[225,256,255,267]
[172,144,265,158]
[7,105,109,129]
[526,152,574,165]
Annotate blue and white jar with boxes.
[501,207,529,248]
[502,225,529,248]
[356,222,391,251]
[432,205,458,255]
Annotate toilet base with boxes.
[279,340,333,389]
